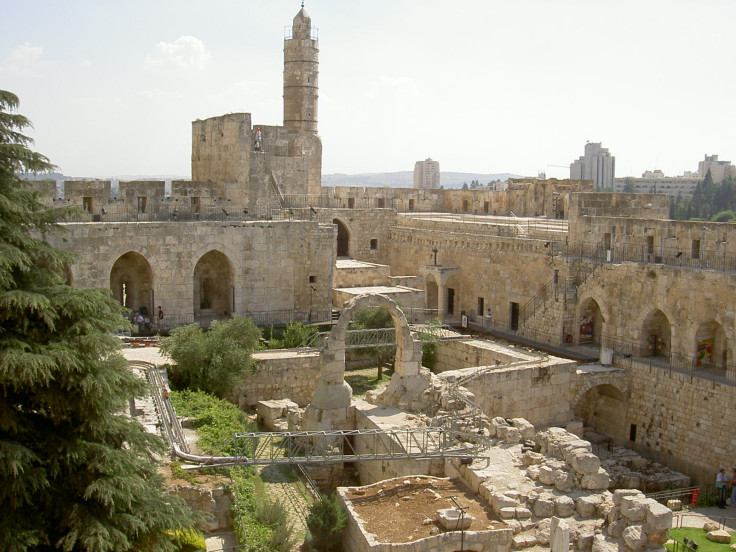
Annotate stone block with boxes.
[436,508,474,530]
[576,496,601,519]
[555,495,576,518]
[522,451,544,466]
[576,532,595,550]
[581,469,610,491]
[623,525,647,551]
[515,507,532,519]
[646,501,672,531]
[533,498,555,518]
[707,530,732,544]
[666,499,682,511]
[570,451,601,475]
[510,417,536,441]
[620,496,648,522]
[492,492,520,514]
[703,521,720,532]
[613,489,643,506]
[607,518,627,539]
[512,534,537,549]
[500,507,517,519]
[593,534,619,552]
[555,472,577,493]
[536,518,552,545]
[551,518,570,552]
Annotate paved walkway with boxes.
[674,506,736,531]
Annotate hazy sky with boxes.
[2,1,735,180]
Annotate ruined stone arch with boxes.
[576,296,606,345]
[639,308,672,358]
[332,294,423,376]
[332,217,351,258]
[573,381,629,444]
[110,251,155,316]
[193,249,235,321]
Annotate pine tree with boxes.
[0,90,195,551]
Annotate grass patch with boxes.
[345,367,393,398]
[666,527,736,552]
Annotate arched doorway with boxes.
[577,298,603,345]
[640,309,671,358]
[333,218,350,258]
[193,250,234,322]
[695,320,728,369]
[110,252,154,316]
[574,383,627,443]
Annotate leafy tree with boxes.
[0,90,195,550]
[418,316,443,370]
[348,306,395,378]
[622,177,635,193]
[161,315,261,396]
[711,210,736,223]
[266,320,318,349]
[304,494,347,552]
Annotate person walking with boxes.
[730,468,736,507]
[157,305,164,330]
[716,468,729,508]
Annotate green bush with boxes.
[172,529,207,552]
[304,494,347,552]
[267,320,318,348]
[170,390,253,455]
[161,315,261,396]
[231,468,296,552]
[419,316,442,370]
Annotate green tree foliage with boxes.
[266,320,318,349]
[418,316,443,370]
[304,494,347,552]
[348,307,396,375]
[622,177,635,193]
[161,315,261,396]
[0,89,195,550]
[670,173,736,221]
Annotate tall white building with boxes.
[698,154,736,184]
[413,158,440,189]
[570,142,615,190]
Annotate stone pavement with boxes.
[674,506,736,531]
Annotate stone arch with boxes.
[193,250,234,322]
[333,218,350,258]
[110,252,154,316]
[640,309,671,357]
[576,297,605,345]
[573,382,628,444]
[695,320,729,369]
[308,294,427,413]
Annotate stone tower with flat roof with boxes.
[283,7,319,134]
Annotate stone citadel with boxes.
[30,4,736,509]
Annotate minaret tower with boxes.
[283,3,319,134]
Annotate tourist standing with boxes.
[484,308,492,330]
[716,468,729,508]
[730,468,736,507]
[157,306,164,330]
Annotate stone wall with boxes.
[317,208,397,264]
[627,360,736,484]
[434,340,539,373]
[191,113,251,190]
[49,220,334,323]
[437,359,577,427]
[569,192,670,220]
[236,350,321,408]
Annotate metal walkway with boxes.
[302,324,471,350]
[130,361,485,470]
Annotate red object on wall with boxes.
[691,489,699,507]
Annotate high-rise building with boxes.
[570,142,615,190]
[698,154,736,184]
[413,158,440,189]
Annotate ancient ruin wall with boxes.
[627,361,736,484]
[236,350,321,408]
[48,220,334,321]
[191,113,251,191]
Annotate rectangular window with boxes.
[377,198,385,208]
[510,302,519,331]
[462,200,469,212]
[137,196,147,214]
[347,197,355,209]
[82,196,93,213]
[408,199,415,210]
[191,197,201,213]
[370,239,378,250]
[309,275,316,283]
[483,201,489,214]
[447,288,455,315]
[629,424,637,442]
[692,239,701,259]
[477,297,484,316]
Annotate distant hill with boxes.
[322,171,521,189]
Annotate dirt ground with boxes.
[345,477,506,544]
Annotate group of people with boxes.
[128,306,164,334]
[715,467,736,508]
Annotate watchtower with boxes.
[283,5,319,134]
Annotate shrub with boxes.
[172,529,207,552]
[161,315,261,396]
[267,320,318,348]
[304,494,347,552]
